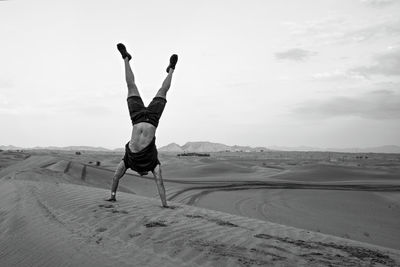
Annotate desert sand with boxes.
[1,149,400,266]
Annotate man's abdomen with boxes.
[129,122,156,153]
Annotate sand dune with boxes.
[1,152,400,266]
[162,157,400,250]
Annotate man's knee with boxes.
[127,82,137,90]
[155,88,168,99]
[127,87,140,98]
[155,94,167,100]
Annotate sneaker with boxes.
[166,54,178,73]
[117,43,132,61]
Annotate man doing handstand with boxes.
[107,43,178,207]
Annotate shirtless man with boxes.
[106,43,178,207]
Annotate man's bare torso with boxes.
[129,122,156,153]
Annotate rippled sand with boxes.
[1,150,399,266]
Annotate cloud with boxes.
[312,47,400,82]
[311,70,365,82]
[0,79,14,89]
[346,19,400,42]
[284,16,400,45]
[293,89,400,120]
[350,47,400,77]
[360,0,396,7]
[274,48,317,61]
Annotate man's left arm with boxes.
[152,164,168,207]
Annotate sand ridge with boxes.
[2,152,399,248]
[1,156,400,267]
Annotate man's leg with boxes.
[155,69,174,99]
[152,164,168,207]
[107,160,127,201]
[155,54,178,99]
[117,43,140,98]
[124,58,141,98]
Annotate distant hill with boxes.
[160,143,400,154]
[2,144,400,154]
[268,146,323,152]
[158,143,184,152]
[159,141,268,153]
[0,145,111,152]
[0,145,24,151]
[31,146,110,152]
[182,142,230,152]
[325,145,400,154]
[269,145,400,154]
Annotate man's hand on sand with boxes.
[105,197,116,202]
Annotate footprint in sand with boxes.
[213,220,238,227]
[98,204,114,209]
[145,221,168,228]
[95,227,107,233]
[185,214,239,227]
[129,233,142,238]
[164,205,180,210]
[185,214,204,219]
[111,209,129,214]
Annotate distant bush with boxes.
[177,152,210,157]
[75,151,81,155]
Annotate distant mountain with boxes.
[231,145,268,152]
[182,142,230,152]
[268,146,322,152]
[2,143,399,154]
[371,145,400,153]
[30,146,111,152]
[0,145,111,152]
[269,145,400,154]
[158,143,184,152]
[0,145,24,151]
[159,141,268,153]
[325,145,400,154]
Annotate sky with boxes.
[1,0,400,149]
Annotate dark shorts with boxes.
[123,137,160,173]
[127,96,167,127]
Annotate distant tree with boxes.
[177,152,210,157]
